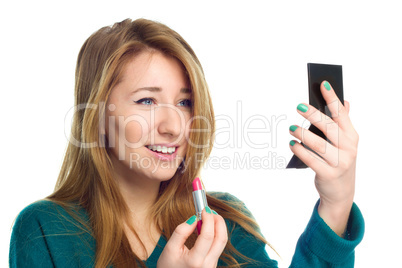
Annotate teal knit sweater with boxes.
[9,192,364,267]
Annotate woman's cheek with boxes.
[123,119,149,147]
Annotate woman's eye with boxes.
[134,98,191,107]
[134,98,155,105]
[178,99,192,107]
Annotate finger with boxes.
[204,212,228,265]
[344,100,350,114]
[289,125,341,167]
[321,81,353,130]
[289,140,329,171]
[168,215,198,251]
[189,207,215,262]
[296,103,340,147]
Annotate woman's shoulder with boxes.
[207,192,277,266]
[10,200,95,266]
[15,199,83,221]
[207,191,253,218]
[207,191,249,209]
[12,199,90,236]
[16,199,63,218]
[13,200,61,227]
[207,191,243,202]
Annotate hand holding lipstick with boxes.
[157,207,228,268]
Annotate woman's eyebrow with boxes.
[132,87,160,94]
[180,87,192,94]
[131,87,191,94]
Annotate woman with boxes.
[9,18,364,267]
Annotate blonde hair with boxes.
[48,18,272,267]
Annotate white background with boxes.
[2,1,401,267]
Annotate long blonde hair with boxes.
[48,18,271,267]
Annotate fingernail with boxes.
[212,210,218,215]
[324,81,331,91]
[290,140,296,146]
[297,103,309,113]
[205,206,212,214]
[186,215,197,225]
[289,125,298,132]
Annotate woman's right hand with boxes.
[157,207,228,268]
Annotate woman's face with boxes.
[105,51,192,183]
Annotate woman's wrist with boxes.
[317,198,354,237]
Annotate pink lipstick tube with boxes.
[192,177,208,235]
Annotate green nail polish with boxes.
[290,140,296,146]
[297,103,309,113]
[212,210,218,215]
[186,215,197,225]
[324,81,331,91]
[205,206,212,214]
[289,125,298,132]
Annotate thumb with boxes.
[168,215,198,248]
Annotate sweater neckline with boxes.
[143,235,167,264]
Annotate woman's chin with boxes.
[144,165,181,182]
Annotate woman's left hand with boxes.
[289,81,359,237]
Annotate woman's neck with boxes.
[116,170,162,259]
[118,175,160,218]
[110,156,161,219]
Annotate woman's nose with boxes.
[156,104,187,138]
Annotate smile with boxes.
[145,145,177,155]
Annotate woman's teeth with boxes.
[146,145,176,154]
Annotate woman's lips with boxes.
[144,146,179,161]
